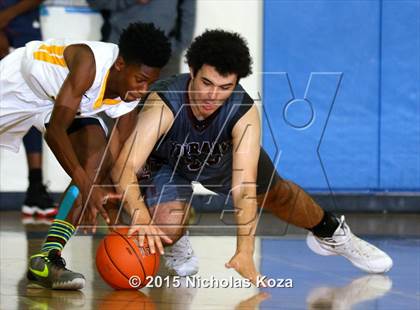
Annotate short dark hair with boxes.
[186,29,252,79]
[118,22,171,68]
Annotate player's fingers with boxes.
[156,227,173,244]
[128,224,141,239]
[154,235,165,255]
[83,212,90,234]
[97,204,110,224]
[100,192,122,206]
[138,229,145,247]
[225,260,238,269]
[88,209,96,232]
[245,268,257,283]
[161,235,173,245]
[147,234,156,254]
[128,225,136,236]
[92,216,97,234]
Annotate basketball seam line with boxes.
[114,230,147,281]
[103,237,130,281]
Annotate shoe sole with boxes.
[22,205,58,217]
[27,278,85,290]
[343,255,393,274]
[52,278,85,290]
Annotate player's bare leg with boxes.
[65,123,112,227]
[151,201,190,241]
[259,180,324,229]
[260,179,393,273]
[27,121,115,290]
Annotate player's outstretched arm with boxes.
[96,109,139,183]
[225,105,265,286]
[45,44,117,223]
[111,92,174,254]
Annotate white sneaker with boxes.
[163,232,199,276]
[306,216,393,273]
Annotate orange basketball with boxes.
[96,227,160,290]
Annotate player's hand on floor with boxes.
[128,222,172,255]
[225,252,267,287]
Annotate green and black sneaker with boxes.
[27,249,85,290]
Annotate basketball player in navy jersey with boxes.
[112,30,393,285]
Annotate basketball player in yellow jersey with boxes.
[0,22,171,289]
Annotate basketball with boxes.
[96,227,160,290]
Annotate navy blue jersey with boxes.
[145,73,254,193]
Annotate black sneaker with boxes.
[22,183,58,217]
[27,249,85,290]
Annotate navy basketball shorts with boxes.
[139,164,234,211]
[139,148,282,211]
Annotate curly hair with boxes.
[186,29,253,79]
[118,22,171,68]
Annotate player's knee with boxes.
[151,202,188,243]
[158,226,184,245]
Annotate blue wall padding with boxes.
[263,0,419,192]
[380,1,420,190]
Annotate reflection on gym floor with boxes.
[0,211,418,309]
